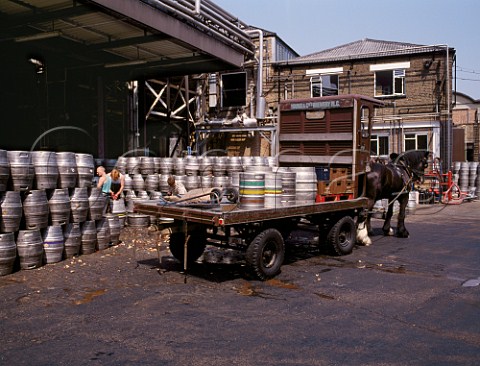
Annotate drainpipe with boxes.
[245,28,265,120]
[194,0,201,14]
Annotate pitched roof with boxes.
[276,38,451,66]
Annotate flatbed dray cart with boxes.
[134,197,368,280]
[134,94,383,280]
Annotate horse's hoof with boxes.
[383,228,394,236]
[397,231,409,238]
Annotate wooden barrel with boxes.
[239,172,265,209]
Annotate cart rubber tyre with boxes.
[245,228,285,280]
[327,216,356,255]
[169,230,207,265]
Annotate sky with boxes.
[214,0,480,100]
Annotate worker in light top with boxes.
[167,175,187,197]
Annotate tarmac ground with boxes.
[0,200,479,365]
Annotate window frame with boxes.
[404,133,428,152]
[220,71,247,108]
[310,74,339,97]
[371,134,389,157]
[374,69,406,97]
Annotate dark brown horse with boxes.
[364,150,430,239]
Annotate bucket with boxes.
[41,225,65,264]
[17,229,44,269]
[96,218,111,250]
[70,187,89,223]
[104,214,121,245]
[239,172,265,209]
[88,187,106,220]
[80,220,97,254]
[48,188,71,226]
[63,223,81,258]
[23,189,49,230]
[7,151,35,191]
[56,152,77,188]
[0,150,9,191]
[75,153,95,188]
[0,191,22,233]
[0,232,17,276]
[32,151,58,190]
[407,191,418,214]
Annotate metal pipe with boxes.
[245,28,264,119]
[151,0,253,50]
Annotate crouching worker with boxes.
[166,175,187,201]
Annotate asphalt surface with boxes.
[0,200,479,366]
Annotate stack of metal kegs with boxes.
[0,149,121,276]
[117,154,319,214]
[453,161,479,197]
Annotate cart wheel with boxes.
[169,230,207,265]
[223,187,239,203]
[327,216,356,256]
[210,188,223,204]
[245,228,285,280]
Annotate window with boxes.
[374,69,405,97]
[310,75,339,97]
[404,133,427,151]
[371,135,389,156]
[221,72,247,108]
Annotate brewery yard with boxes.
[0,200,479,365]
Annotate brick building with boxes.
[270,38,456,168]
[452,92,480,162]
